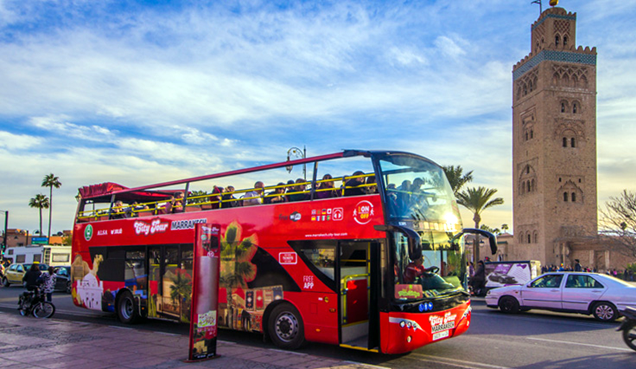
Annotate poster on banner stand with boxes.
[188,223,221,361]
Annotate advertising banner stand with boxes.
[187,223,221,362]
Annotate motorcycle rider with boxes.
[22,263,42,291]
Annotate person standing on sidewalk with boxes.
[41,267,57,302]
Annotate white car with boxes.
[485,272,636,321]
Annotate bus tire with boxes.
[268,303,305,350]
[117,290,140,324]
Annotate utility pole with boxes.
[1,210,7,257]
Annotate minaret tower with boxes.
[512,3,598,265]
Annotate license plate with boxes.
[432,330,450,341]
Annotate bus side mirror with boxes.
[461,228,498,255]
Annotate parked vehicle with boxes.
[618,306,636,351]
[18,286,55,318]
[486,272,636,321]
[3,263,49,287]
[53,266,72,293]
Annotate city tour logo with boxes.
[353,200,374,225]
[134,219,169,236]
[84,225,93,241]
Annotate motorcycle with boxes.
[18,286,56,318]
[618,306,636,351]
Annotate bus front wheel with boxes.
[268,303,305,350]
[117,290,140,324]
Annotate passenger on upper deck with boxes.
[344,171,366,196]
[316,174,339,199]
[110,201,127,219]
[242,181,264,206]
[288,178,308,202]
[170,192,184,213]
[284,180,295,202]
[209,185,223,209]
[265,183,286,204]
[222,186,238,208]
[363,175,378,194]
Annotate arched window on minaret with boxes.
[571,137,576,148]
[561,102,566,113]
[563,137,567,147]
[527,234,531,243]
[525,132,529,141]
[530,130,534,139]
[533,231,538,243]
[555,35,560,46]
[519,233,524,243]
[563,35,568,47]
[573,102,578,113]
[571,192,576,202]
[563,192,568,202]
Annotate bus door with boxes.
[148,245,192,321]
[338,240,381,352]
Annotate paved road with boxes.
[0,286,634,368]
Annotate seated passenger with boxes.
[127,201,149,217]
[344,171,366,196]
[284,180,296,202]
[209,185,223,209]
[363,175,378,194]
[265,183,286,204]
[110,200,127,219]
[242,181,264,206]
[222,186,238,208]
[316,174,339,199]
[288,178,308,202]
[170,192,184,213]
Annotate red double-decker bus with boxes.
[71,150,495,354]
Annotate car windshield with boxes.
[23,264,49,271]
[392,230,466,300]
[378,155,461,230]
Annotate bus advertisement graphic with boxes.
[188,223,221,361]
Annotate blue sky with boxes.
[1,0,635,235]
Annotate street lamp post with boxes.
[286,146,307,180]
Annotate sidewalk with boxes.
[0,311,386,369]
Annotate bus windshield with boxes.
[392,231,467,300]
[378,155,460,227]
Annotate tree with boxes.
[599,190,636,258]
[42,173,62,239]
[501,224,509,233]
[456,187,504,262]
[480,224,501,236]
[442,165,473,195]
[28,194,50,236]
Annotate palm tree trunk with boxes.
[473,213,481,262]
[39,208,43,236]
[48,186,53,239]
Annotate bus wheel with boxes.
[268,303,305,350]
[117,290,139,324]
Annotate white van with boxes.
[5,245,72,267]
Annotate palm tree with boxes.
[170,269,193,322]
[456,187,504,262]
[219,221,258,329]
[41,173,62,239]
[442,165,473,195]
[28,194,50,236]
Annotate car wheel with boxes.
[498,296,520,314]
[2,278,9,287]
[592,302,617,322]
[117,290,140,324]
[268,303,305,350]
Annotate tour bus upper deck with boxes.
[75,150,418,222]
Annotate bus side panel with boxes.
[380,301,471,354]
[286,291,339,345]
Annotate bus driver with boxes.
[403,255,437,283]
